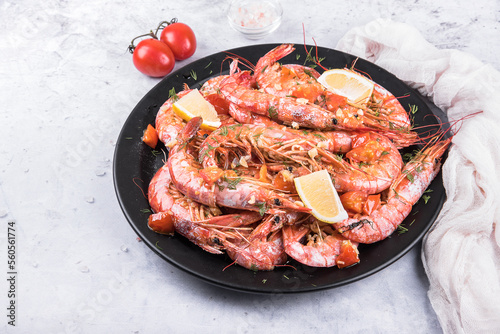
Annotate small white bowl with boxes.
[227,0,283,39]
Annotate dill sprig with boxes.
[223,176,243,190]
[409,104,418,115]
[268,105,278,119]
[397,224,408,234]
[257,202,268,216]
[168,87,179,102]
[190,69,197,81]
[422,194,431,204]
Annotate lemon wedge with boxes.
[294,169,348,223]
[172,89,221,130]
[317,69,374,104]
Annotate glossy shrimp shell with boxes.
[226,215,287,271]
[155,90,192,147]
[251,44,418,147]
[326,131,403,194]
[148,164,223,254]
[334,138,451,243]
[220,74,339,130]
[227,103,353,154]
[148,164,262,254]
[282,218,360,268]
[225,212,304,270]
[169,118,310,214]
[227,230,287,271]
[168,117,218,207]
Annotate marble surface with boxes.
[1,0,498,332]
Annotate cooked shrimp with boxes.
[325,131,403,194]
[228,103,353,154]
[220,75,339,130]
[198,122,350,174]
[169,117,310,214]
[227,230,287,271]
[334,137,451,243]
[155,90,192,147]
[282,217,360,268]
[199,61,255,116]
[168,117,218,207]
[252,44,417,147]
[226,215,286,271]
[199,122,398,194]
[226,212,306,270]
[199,75,231,115]
[144,44,455,272]
[148,164,262,254]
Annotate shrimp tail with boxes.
[178,116,203,143]
[254,44,295,77]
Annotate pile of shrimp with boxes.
[147,44,451,271]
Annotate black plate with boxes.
[113,44,447,294]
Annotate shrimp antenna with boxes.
[349,59,373,81]
[132,177,148,199]
[223,52,256,71]
[302,23,328,71]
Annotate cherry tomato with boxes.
[132,39,175,77]
[204,94,230,115]
[272,171,296,193]
[160,22,196,60]
[200,166,224,186]
[257,165,271,184]
[347,133,385,163]
[362,194,381,215]
[148,212,175,235]
[347,140,385,162]
[142,124,158,148]
[336,240,360,268]
[340,191,368,214]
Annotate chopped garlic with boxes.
[248,195,256,204]
[296,98,308,104]
[308,147,318,159]
[281,169,294,182]
[291,121,299,129]
[317,141,327,149]
[166,139,178,148]
[239,156,248,168]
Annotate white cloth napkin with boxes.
[336,19,500,333]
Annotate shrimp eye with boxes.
[274,198,282,206]
[287,166,293,172]
[203,133,209,139]
[212,237,222,245]
[273,215,280,224]
[332,118,338,125]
